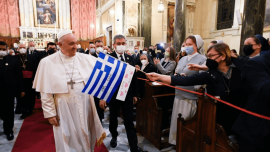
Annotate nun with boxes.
[168,35,207,145]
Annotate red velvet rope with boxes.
[137,77,270,121]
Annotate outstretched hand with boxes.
[188,64,208,71]
[146,73,160,81]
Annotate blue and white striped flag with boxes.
[82,52,127,102]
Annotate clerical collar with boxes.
[59,50,76,59]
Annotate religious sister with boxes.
[147,43,247,137]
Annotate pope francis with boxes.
[33,31,106,152]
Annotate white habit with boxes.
[33,51,106,152]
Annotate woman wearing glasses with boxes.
[147,43,247,139]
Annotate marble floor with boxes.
[0,113,24,152]
[0,103,175,152]
[102,109,175,152]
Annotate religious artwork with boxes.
[33,0,58,27]
[137,41,140,47]
[167,5,175,43]
[264,0,270,31]
[23,32,33,38]
[128,28,135,36]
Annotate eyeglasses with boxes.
[206,54,220,59]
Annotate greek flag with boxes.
[82,52,127,102]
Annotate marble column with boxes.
[239,0,266,55]
[173,0,186,52]
[141,0,152,47]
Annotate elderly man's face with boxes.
[28,42,35,47]
[18,44,26,50]
[59,34,77,57]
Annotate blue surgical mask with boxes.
[134,50,138,53]
[185,46,194,55]
[90,48,95,54]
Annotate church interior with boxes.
[1,0,270,152]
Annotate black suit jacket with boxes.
[109,51,138,101]
[232,51,270,149]
[91,53,98,58]
[0,56,25,96]
[132,53,140,65]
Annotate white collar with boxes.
[59,50,76,59]
[115,51,125,58]
[187,52,198,61]
[249,53,260,59]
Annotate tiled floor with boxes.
[0,113,24,152]
[102,109,175,152]
[0,103,175,152]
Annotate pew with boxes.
[176,88,239,152]
[136,81,175,149]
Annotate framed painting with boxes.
[264,0,270,31]
[33,0,59,28]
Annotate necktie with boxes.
[120,55,125,62]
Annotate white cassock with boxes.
[33,51,106,152]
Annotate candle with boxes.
[38,19,40,37]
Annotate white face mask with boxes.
[29,47,35,51]
[19,48,27,54]
[0,51,7,57]
[141,59,148,65]
[142,51,147,54]
[12,53,15,56]
[116,45,126,54]
[96,47,103,54]
[104,50,107,54]
[181,47,186,52]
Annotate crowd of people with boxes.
[0,32,270,152]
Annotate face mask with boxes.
[104,50,108,54]
[142,51,147,54]
[134,50,138,53]
[47,49,55,55]
[96,47,103,54]
[141,59,148,65]
[0,51,7,57]
[90,48,95,54]
[243,44,255,56]
[29,47,35,51]
[12,53,15,56]
[206,55,220,70]
[165,52,170,57]
[185,46,194,55]
[181,47,186,52]
[116,45,126,54]
[19,48,26,54]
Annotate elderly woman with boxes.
[147,43,247,138]
[169,35,206,145]
[135,54,157,98]
[154,46,176,75]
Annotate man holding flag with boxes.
[98,35,146,152]
[33,31,107,152]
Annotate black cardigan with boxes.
[171,67,247,135]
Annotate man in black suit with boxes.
[18,42,41,119]
[0,41,25,141]
[132,45,140,65]
[232,51,270,152]
[76,44,85,53]
[46,42,57,56]
[99,35,145,152]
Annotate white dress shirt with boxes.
[115,51,126,61]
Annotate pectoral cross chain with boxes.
[68,79,75,89]
[225,89,230,95]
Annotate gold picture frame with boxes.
[33,0,59,28]
[264,0,270,31]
